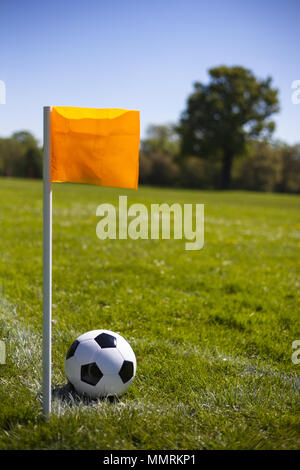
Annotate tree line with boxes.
[142,65,299,193]
[140,130,300,193]
[0,66,299,192]
[0,131,42,179]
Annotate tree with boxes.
[236,141,282,192]
[139,124,180,186]
[0,137,24,177]
[178,66,279,189]
[0,131,42,178]
[279,144,300,193]
[141,124,179,157]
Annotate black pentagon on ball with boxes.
[66,339,80,360]
[119,360,134,383]
[81,362,103,386]
[95,332,117,349]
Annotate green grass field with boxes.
[0,177,299,449]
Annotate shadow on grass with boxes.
[52,382,119,407]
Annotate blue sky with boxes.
[0,0,299,144]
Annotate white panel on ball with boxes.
[74,340,96,364]
[77,329,103,342]
[96,374,128,397]
[65,356,81,383]
[95,348,124,374]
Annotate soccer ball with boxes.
[65,329,136,398]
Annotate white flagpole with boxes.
[43,106,52,416]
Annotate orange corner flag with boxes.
[50,107,140,189]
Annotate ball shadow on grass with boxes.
[52,382,119,406]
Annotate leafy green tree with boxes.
[0,131,42,178]
[12,130,38,148]
[182,156,219,189]
[0,137,24,176]
[236,141,282,192]
[141,124,179,157]
[178,66,279,188]
[139,124,180,186]
[279,144,300,193]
